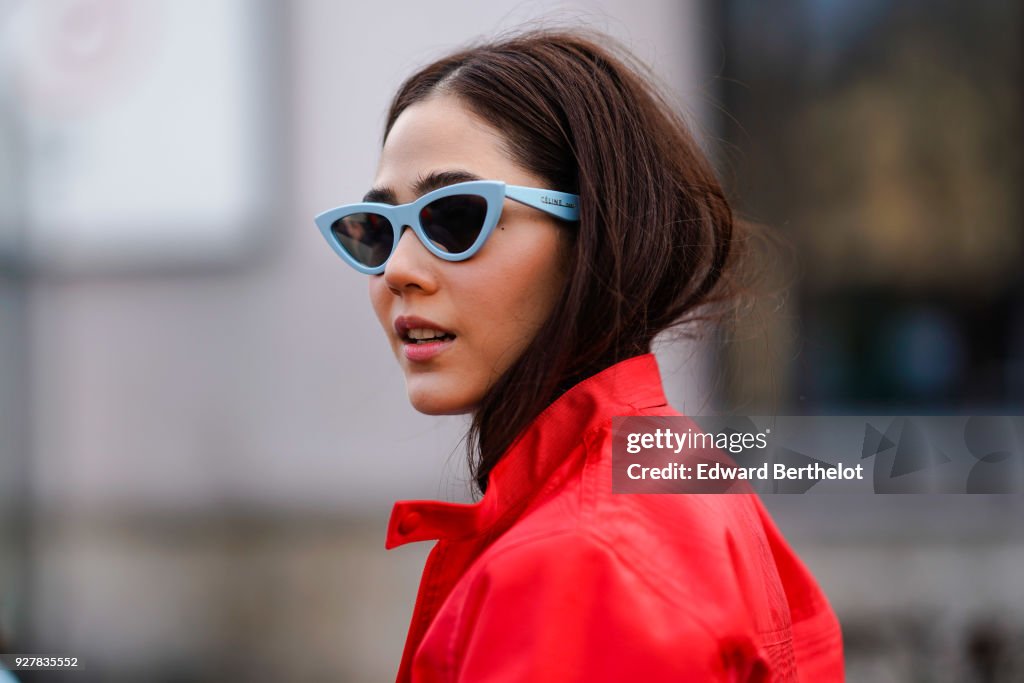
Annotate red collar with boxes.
[385,353,668,549]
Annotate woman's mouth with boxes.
[394,317,457,362]
[401,328,457,362]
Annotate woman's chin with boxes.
[405,379,476,416]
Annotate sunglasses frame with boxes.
[314,180,580,275]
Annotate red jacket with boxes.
[386,353,845,682]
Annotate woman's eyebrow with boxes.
[414,169,484,195]
[362,187,397,203]
[362,169,483,204]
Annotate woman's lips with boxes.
[403,335,455,362]
[394,314,456,362]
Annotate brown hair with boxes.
[384,27,749,497]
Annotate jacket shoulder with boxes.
[579,416,807,638]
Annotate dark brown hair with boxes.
[384,27,748,497]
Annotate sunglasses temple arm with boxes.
[505,185,580,222]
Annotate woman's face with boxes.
[369,94,570,415]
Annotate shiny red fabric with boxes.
[386,354,845,682]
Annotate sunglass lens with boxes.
[331,212,393,268]
[419,195,488,255]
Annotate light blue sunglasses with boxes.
[314,180,580,275]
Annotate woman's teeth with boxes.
[406,328,453,343]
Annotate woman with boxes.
[315,27,844,682]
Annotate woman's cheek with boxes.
[368,279,391,337]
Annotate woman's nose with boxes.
[382,226,439,294]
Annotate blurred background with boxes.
[0,0,1021,681]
